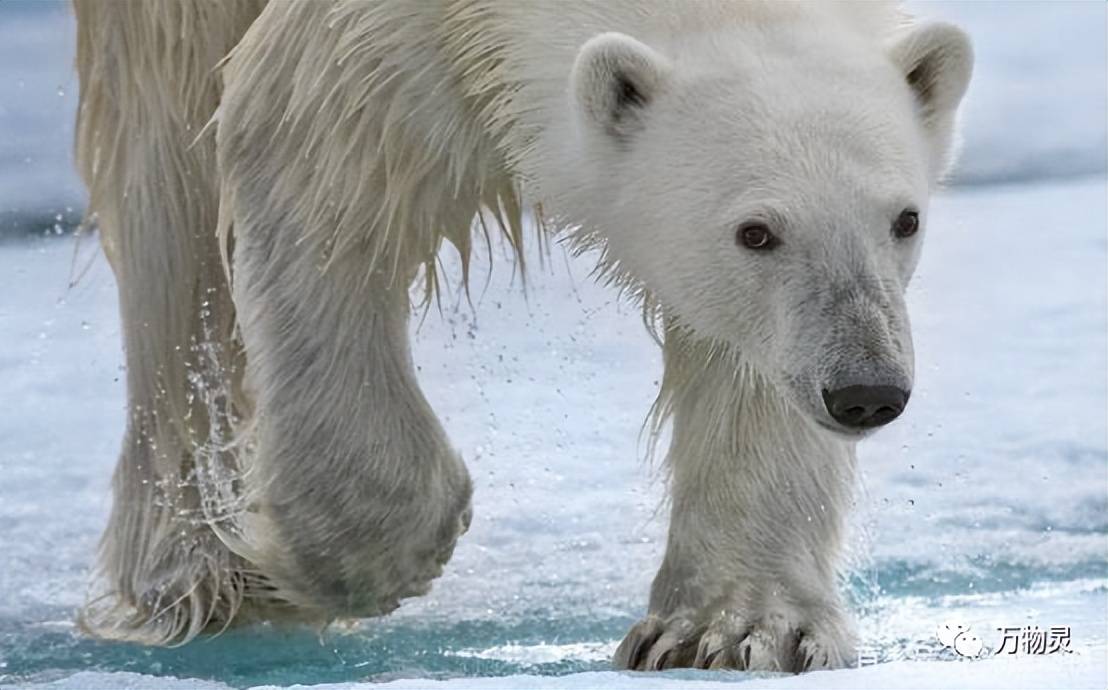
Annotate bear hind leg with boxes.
[73,0,267,645]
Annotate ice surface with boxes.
[20,643,1108,690]
[1,1,1106,689]
[1,178,1105,689]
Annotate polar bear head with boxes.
[562,19,972,437]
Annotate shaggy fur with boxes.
[74,0,972,671]
[73,0,268,644]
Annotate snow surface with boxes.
[21,645,1108,690]
[1,1,1106,689]
[2,177,1105,689]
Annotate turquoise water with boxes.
[4,560,1105,687]
[2,617,624,687]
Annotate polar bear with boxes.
[72,0,972,673]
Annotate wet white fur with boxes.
[74,0,971,671]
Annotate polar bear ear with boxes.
[571,32,672,141]
[889,22,974,130]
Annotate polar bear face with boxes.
[565,23,972,436]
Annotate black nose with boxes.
[822,385,909,429]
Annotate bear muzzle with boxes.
[821,384,910,430]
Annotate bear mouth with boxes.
[814,418,874,440]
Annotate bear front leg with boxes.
[208,0,519,623]
[224,208,472,620]
[614,339,859,673]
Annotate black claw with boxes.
[623,625,662,670]
[787,632,805,673]
[625,638,648,670]
[702,648,719,669]
[742,644,751,669]
[654,648,671,671]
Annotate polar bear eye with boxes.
[737,222,779,251]
[892,209,920,239]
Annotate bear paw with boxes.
[244,450,474,621]
[613,608,853,673]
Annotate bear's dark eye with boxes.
[737,222,779,251]
[892,209,920,239]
